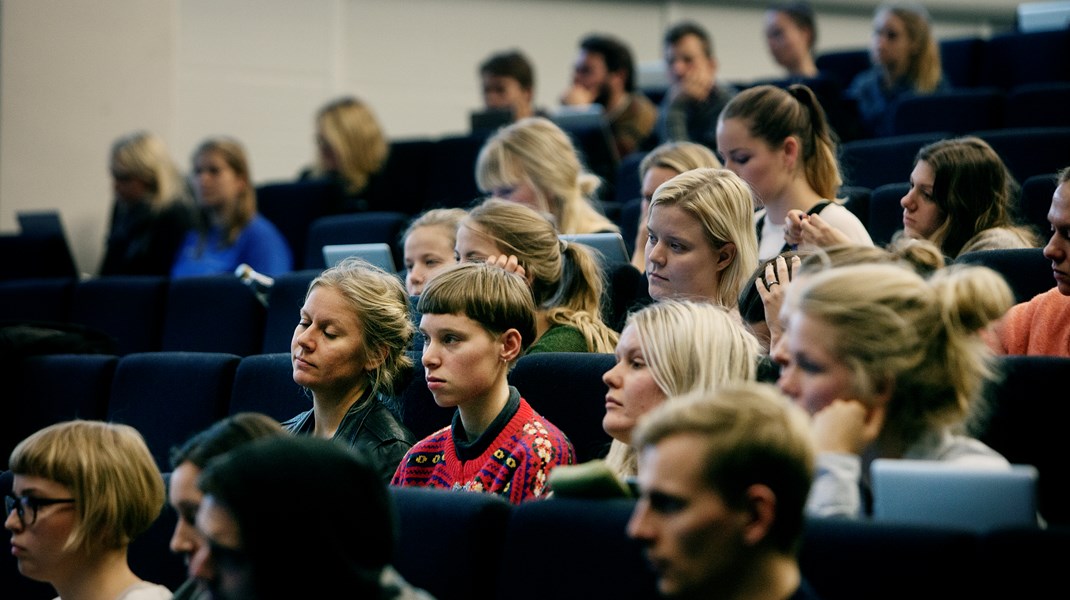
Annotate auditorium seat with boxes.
[617,197,642,257]
[256,180,343,271]
[161,276,266,356]
[508,352,615,462]
[69,276,168,355]
[954,248,1053,304]
[840,132,947,190]
[838,185,872,230]
[229,352,309,423]
[0,277,73,323]
[976,526,1070,597]
[938,36,983,88]
[261,269,319,354]
[304,211,409,271]
[1017,173,1058,239]
[615,150,646,204]
[365,138,435,215]
[107,351,240,470]
[1004,82,1070,128]
[892,88,1004,136]
[424,134,486,210]
[866,182,909,247]
[814,48,870,90]
[978,28,1070,90]
[972,127,1070,185]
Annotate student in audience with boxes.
[629,141,722,271]
[283,257,417,483]
[391,263,574,503]
[479,49,543,122]
[656,20,738,150]
[401,207,467,296]
[993,166,1070,356]
[191,436,433,599]
[602,300,759,479]
[645,167,758,307]
[456,198,619,353]
[167,413,285,600]
[774,262,1013,518]
[299,96,389,212]
[5,421,171,599]
[476,116,618,235]
[560,33,658,157]
[765,1,820,80]
[847,2,948,138]
[170,137,292,278]
[627,383,821,600]
[100,130,194,276]
[717,83,872,261]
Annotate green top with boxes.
[525,324,588,354]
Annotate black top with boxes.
[99,199,194,276]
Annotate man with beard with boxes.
[560,34,658,157]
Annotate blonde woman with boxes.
[5,421,170,599]
[171,137,292,278]
[401,207,467,296]
[304,96,389,208]
[476,116,618,235]
[101,131,193,276]
[645,168,759,307]
[602,300,760,478]
[456,198,618,353]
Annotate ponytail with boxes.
[787,84,842,200]
[544,242,619,353]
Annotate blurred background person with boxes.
[764,1,820,80]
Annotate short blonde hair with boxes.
[307,257,414,397]
[315,96,389,194]
[110,130,185,211]
[475,117,617,235]
[648,168,759,307]
[9,420,165,554]
[401,207,468,249]
[638,141,721,181]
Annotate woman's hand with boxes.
[811,399,885,455]
[787,211,853,248]
[485,254,526,279]
[756,254,800,350]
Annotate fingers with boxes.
[485,254,524,276]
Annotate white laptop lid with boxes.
[322,243,397,272]
[870,459,1039,532]
[560,233,629,265]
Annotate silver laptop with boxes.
[870,459,1039,532]
[322,243,397,273]
[560,232,629,265]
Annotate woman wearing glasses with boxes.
[4,420,171,599]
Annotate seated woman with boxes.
[644,167,758,308]
[774,262,1015,518]
[847,2,948,137]
[100,130,194,276]
[476,116,618,235]
[283,257,417,483]
[457,198,619,353]
[5,420,170,599]
[764,1,820,80]
[600,300,760,479]
[629,141,722,271]
[299,96,389,212]
[171,137,292,278]
[401,207,467,296]
[717,83,872,261]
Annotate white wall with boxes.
[0,0,1012,275]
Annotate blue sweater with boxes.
[170,214,292,278]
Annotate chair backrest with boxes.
[561,232,630,266]
[615,150,646,204]
[1005,82,1070,128]
[840,132,947,190]
[938,36,984,88]
[256,180,343,271]
[364,138,435,214]
[971,127,1070,184]
[107,351,240,470]
[866,182,909,247]
[892,88,1004,136]
[954,248,1054,304]
[161,275,266,356]
[424,134,488,210]
[838,185,872,230]
[978,28,1070,90]
[69,276,168,355]
[814,48,870,89]
[391,487,512,600]
[1017,173,1058,237]
[261,269,319,354]
[974,355,1070,526]
[508,352,615,462]
[230,352,310,422]
[304,211,409,270]
[494,497,657,600]
[0,277,73,323]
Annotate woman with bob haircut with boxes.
[847,2,947,137]
[717,83,872,261]
[456,198,619,354]
[774,263,1015,518]
[629,141,722,271]
[170,136,292,278]
[5,420,170,599]
[600,299,760,478]
[283,257,417,484]
[645,167,759,307]
[101,130,194,276]
[476,116,618,235]
[302,96,389,211]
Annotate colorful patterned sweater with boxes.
[390,388,574,504]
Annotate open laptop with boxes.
[560,232,630,265]
[322,243,397,273]
[870,459,1040,532]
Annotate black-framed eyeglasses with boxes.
[4,493,75,528]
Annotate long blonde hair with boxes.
[110,131,185,211]
[314,96,389,194]
[875,3,942,92]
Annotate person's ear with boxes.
[740,483,778,547]
[500,328,523,363]
[715,242,737,272]
[782,136,801,171]
[870,375,896,409]
[363,345,388,373]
